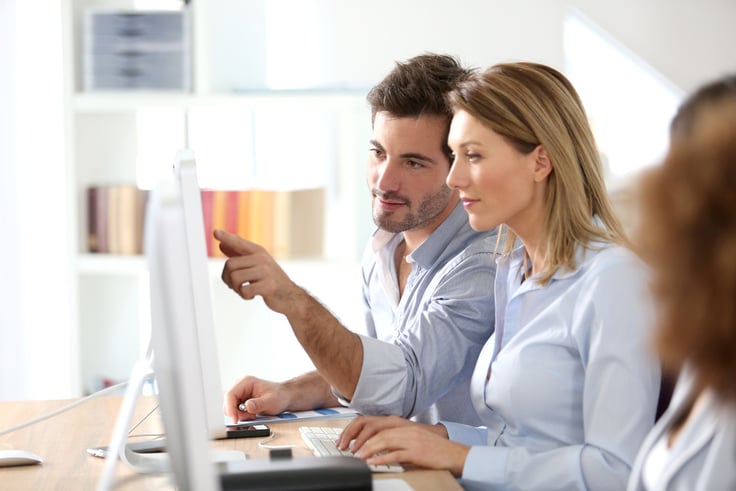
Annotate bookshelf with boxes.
[62,0,372,394]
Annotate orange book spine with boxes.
[211,190,228,258]
[236,190,250,240]
[247,190,264,246]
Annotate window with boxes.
[564,9,683,185]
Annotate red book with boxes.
[225,190,239,235]
[200,189,215,257]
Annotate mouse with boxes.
[0,449,43,467]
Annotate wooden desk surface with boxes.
[0,396,462,491]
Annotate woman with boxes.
[337,62,660,490]
[627,76,736,491]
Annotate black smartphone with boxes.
[225,423,271,439]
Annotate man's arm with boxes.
[215,229,364,398]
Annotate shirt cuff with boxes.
[461,445,511,488]
[348,335,408,415]
[441,421,488,446]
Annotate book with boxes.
[86,184,148,255]
[87,186,109,253]
[199,188,325,259]
[117,185,137,255]
[211,190,229,258]
[287,188,325,258]
[106,186,121,255]
[236,190,250,241]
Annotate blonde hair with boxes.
[449,62,626,284]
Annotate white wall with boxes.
[205,0,568,90]
[205,0,736,94]
[0,0,25,400]
[570,0,736,93]
[0,0,76,400]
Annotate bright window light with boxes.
[564,10,683,184]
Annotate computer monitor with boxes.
[141,151,372,491]
[145,151,223,490]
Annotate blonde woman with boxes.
[338,62,661,490]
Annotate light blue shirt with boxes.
[346,202,499,425]
[444,243,660,490]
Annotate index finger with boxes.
[213,229,264,258]
[337,416,378,452]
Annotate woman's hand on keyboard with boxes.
[337,415,467,476]
[343,416,468,477]
[337,415,427,453]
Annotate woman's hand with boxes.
[337,415,469,477]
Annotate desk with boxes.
[0,396,462,491]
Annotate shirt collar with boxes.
[409,202,469,268]
[502,238,613,286]
[371,201,468,269]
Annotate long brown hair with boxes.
[637,75,736,401]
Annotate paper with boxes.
[373,478,414,490]
[227,407,359,426]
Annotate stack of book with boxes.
[201,188,325,259]
[87,184,149,255]
[86,186,325,259]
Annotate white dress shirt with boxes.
[443,243,660,490]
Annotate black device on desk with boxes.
[219,453,372,491]
[225,424,271,439]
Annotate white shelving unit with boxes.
[62,0,372,395]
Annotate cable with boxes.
[257,431,300,450]
[127,403,159,436]
[0,380,129,437]
[0,315,156,439]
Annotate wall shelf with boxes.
[64,0,372,394]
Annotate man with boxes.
[217,54,498,426]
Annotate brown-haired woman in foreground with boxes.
[627,75,736,491]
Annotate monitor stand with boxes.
[97,357,161,491]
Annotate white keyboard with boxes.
[299,426,404,473]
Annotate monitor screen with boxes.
[144,150,227,490]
